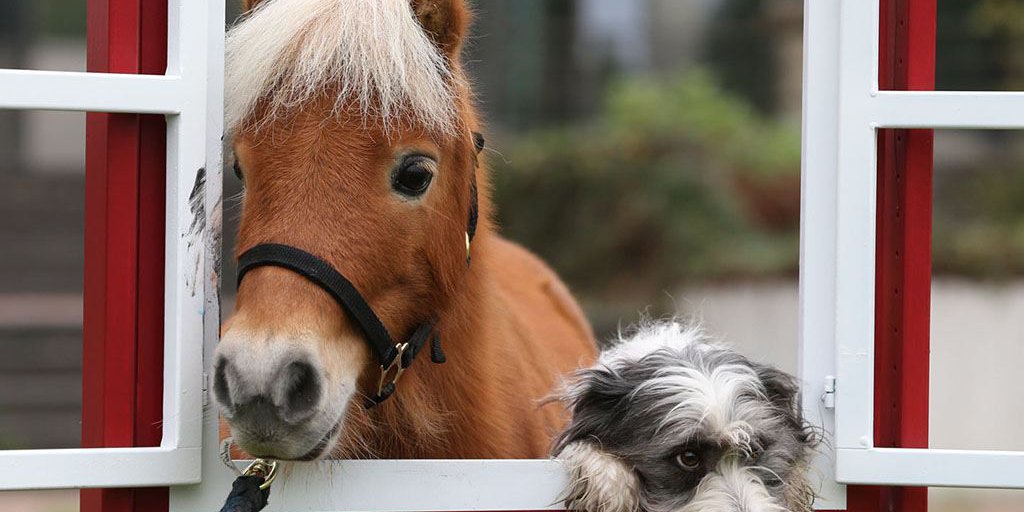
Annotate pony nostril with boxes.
[278,361,321,424]
[213,358,234,409]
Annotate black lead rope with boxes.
[218,475,270,512]
[219,459,277,512]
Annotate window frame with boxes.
[0,0,223,491]
[805,0,1024,494]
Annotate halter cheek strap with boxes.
[466,132,484,263]
[235,132,485,409]
[237,244,407,365]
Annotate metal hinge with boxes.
[822,375,836,409]
[202,371,209,407]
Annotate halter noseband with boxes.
[236,132,485,409]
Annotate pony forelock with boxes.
[225,0,460,135]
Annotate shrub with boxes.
[491,71,801,299]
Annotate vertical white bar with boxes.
[171,0,241,506]
[798,0,846,508]
[161,0,216,456]
[202,0,225,372]
[171,0,229,499]
[169,0,226,506]
[833,0,880,451]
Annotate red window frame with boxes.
[81,1,169,511]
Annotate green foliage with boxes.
[491,70,1024,298]
[937,0,1024,90]
[972,0,1024,38]
[605,70,801,180]
[491,71,801,298]
[934,160,1024,278]
[36,0,87,38]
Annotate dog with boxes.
[554,321,816,512]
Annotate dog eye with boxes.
[675,451,702,471]
[392,156,434,197]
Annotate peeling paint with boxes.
[185,167,207,296]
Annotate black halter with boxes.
[236,132,485,408]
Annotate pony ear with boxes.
[410,0,471,59]
[240,0,261,11]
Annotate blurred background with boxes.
[2,0,1024,510]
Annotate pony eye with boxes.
[232,159,244,182]
[392,157,434,197]
[675,451,702,471]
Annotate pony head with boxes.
[213,0,481,460]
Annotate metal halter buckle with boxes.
[377,342,409,396]
[242,458,279,491]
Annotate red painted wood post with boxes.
[82,0,168,510]
[847,0,935,511]
[134,0,169,509]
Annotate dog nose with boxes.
[213,353,322,426]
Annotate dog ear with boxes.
[754,363,817,445]
[553,365,633,454]
[755,364,800,413]
[409,0,471,60]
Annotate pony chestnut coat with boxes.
[212,0,597,461]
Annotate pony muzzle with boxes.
[212,332,354,460]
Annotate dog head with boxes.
[554,321,816,512]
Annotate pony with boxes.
[212,0,597,461]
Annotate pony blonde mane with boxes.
[225,0,460,134]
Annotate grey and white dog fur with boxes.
[554,321,816,512]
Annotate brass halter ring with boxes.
[242,458,279,491]
[377,342,409,396]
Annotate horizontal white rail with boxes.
[872,91,1024,129]
[0,447,201,490]
[837,448,1024,488]
[0,69,183,113]
[243,459,569,512]
[174,459,568,511]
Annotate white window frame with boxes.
[0,0,223,490]
[172,1,844,509]
[804,0,1024,491]
[178,1,847,509]
[798,0,845,507]
[15,0,1017,502]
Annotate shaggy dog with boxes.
[554,321,816,512]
